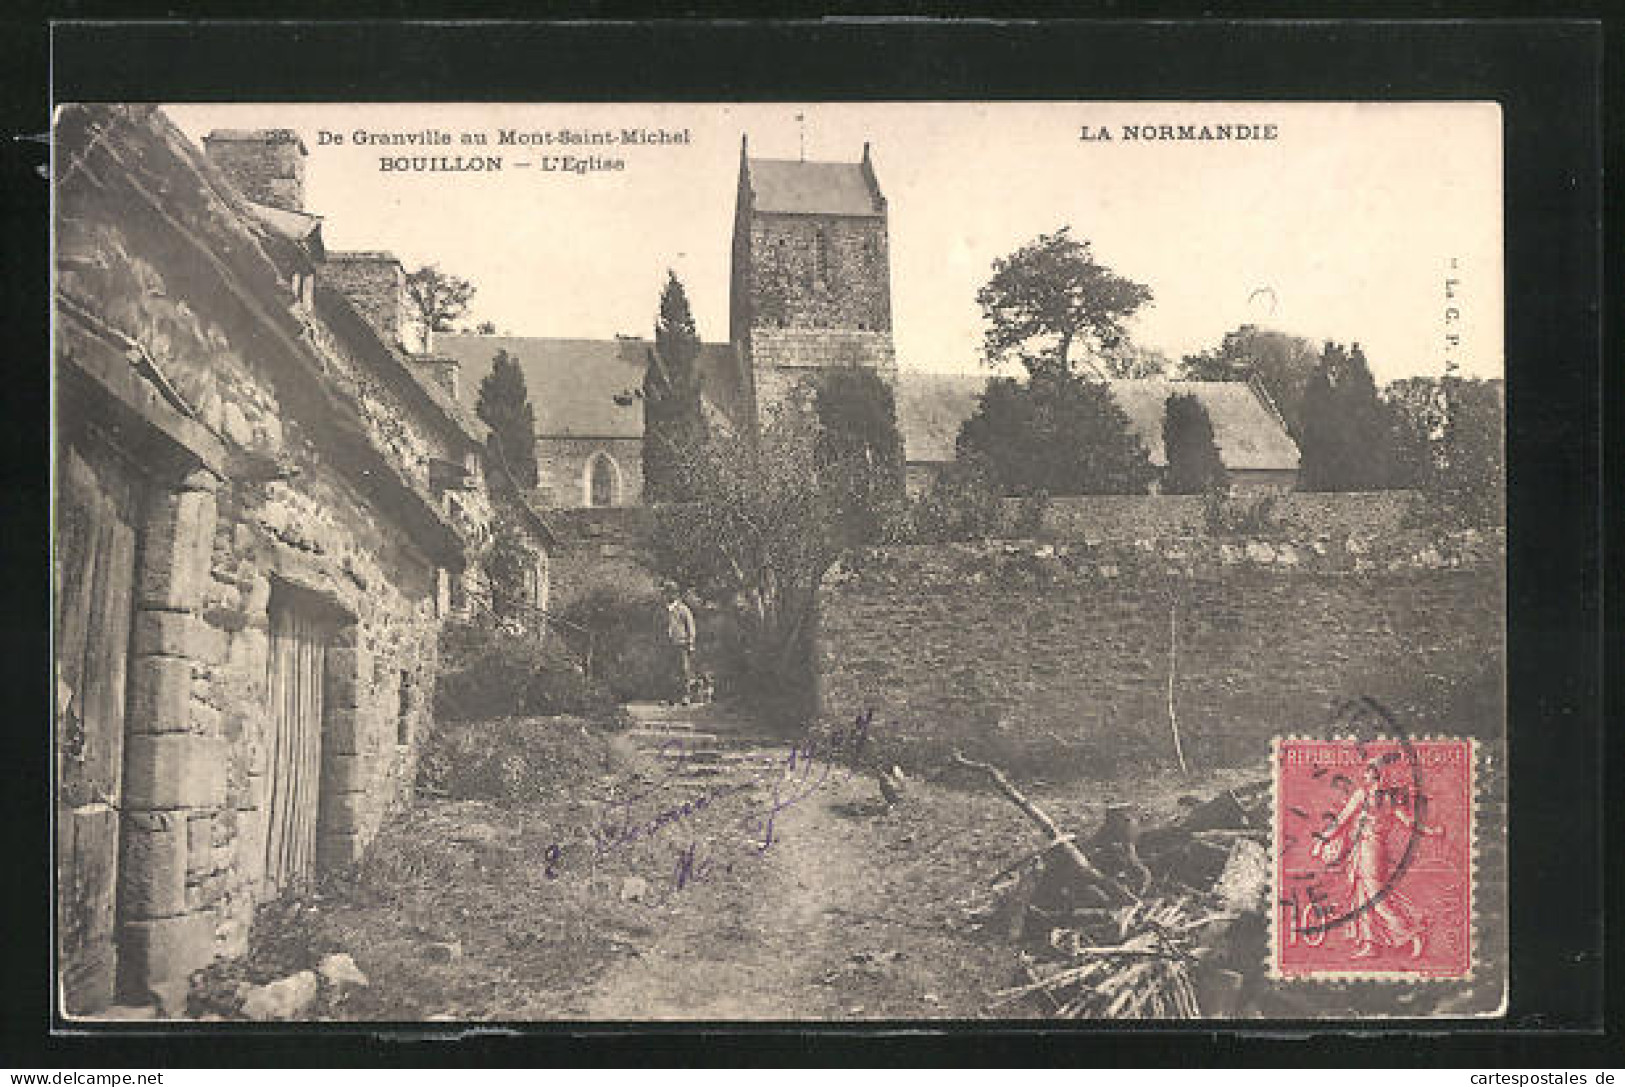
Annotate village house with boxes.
[54,105,551,1017]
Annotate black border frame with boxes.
[4,15,1609,1067]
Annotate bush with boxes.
[559,585,673,702]
[1012,489,1052,537]
[417,715,614,805]
[1202,487,1282,536]
[434,619,613,722]
[910,462,1005,542]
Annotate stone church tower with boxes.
[729,136,897,423]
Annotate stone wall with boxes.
[818,529,1503,778]
[732,207,896,420]
[1005,491,1419,543]
[533,436,644,509]
[320,253,410,352]
[744,215,892,333]
[546,507,658,612]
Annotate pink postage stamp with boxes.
[1273,736,1476,980]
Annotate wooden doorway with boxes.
[262,595,334,896]
[54,431,144,1014]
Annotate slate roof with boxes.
[436,334,747,439]
[894,372,1301,472]
[745,157,884,217]
[894,372,988,463]
[1109,379,1301,472]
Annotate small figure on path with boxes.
[662,582,698,706]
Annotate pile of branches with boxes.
[955,753,1271,1019]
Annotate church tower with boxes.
[729,136,896,423]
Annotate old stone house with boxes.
[896,373,1302,494]
[53,105,551,1016]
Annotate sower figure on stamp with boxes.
[1323,760,1446,959]
[662,582,697,706]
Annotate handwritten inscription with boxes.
[543,709,889,891]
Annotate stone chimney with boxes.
[409,355,461,400]
[321,252,409,350]
[202,129,307,213]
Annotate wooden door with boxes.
[263,601,328,895]
[55,434,143,1014]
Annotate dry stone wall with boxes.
[819,528,1503,777]
[1012,491,1418,544]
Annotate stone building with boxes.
[436,139,893,509]
[729,137,897,419]
[53,105,550,1016]
[434,334,747,510]
[896,374,1301,493]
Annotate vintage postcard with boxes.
[52,101,1505,1022]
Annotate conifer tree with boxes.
[1162,392,1228,494]
[642,271,708,502]
[475,349,539,488]
[1297,342,1394,491]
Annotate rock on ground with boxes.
[240,970,319,1021]
[317,952,370,989]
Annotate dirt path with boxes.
[205,705,1085,1021]
[576,703,1007,1020]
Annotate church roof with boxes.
[895,371,987,463]
[436,334,746,439]
[745,157,884,217]
[894,372,1301,472]
[1110,379,1301,472]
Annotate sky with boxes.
[165,102,1503,385]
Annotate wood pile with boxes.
[956,753,1272,1019]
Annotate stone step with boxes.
[627,729,722,746]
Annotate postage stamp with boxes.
[1272,735,1476,981]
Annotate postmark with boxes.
[1271,703,1475,981]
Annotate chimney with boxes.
[202,129,308,213]
[409,355,461,400]
[321,252,409,350]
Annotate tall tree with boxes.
[813,367,907,547]
[1426,376,1504,527]
[642,271,708,502]
[1178,324,1319,439]
[405,264,476,352]
[976,227,1154,379]
[956,373,1158,496]
[1162,392,1228,494]
[475,349,539,488]
[1384,376,1445,489]
[650,410,836,721]
[1297,342,1394,492]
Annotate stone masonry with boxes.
[55,106,546,1015]
[730,142,897,422]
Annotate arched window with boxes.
[586,451,620,508]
